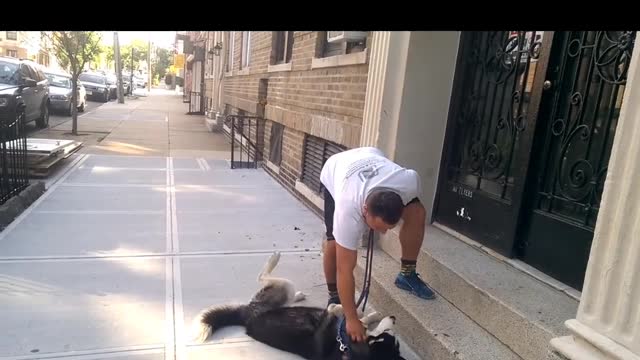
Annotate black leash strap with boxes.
[356,229,374,312]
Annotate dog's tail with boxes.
[257,251,281,283]
[192,304,249,343]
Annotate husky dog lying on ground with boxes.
[192,251,405,359]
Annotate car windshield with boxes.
[0,60,19,85]
[45,73,72,89]
[79,74,106,85]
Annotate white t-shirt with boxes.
[320,147,422,250]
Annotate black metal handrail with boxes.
[0,111,29,205]
[227,115,264,169]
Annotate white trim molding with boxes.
[294,180,324,210]
[265,160,280,174]
[311,50,367,69]
[268,62,293,73]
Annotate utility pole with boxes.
[114,32,125,103]
[147,40,152,92]
[130,48,134,95]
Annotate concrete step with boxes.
[376,224,580,360]
[355,248,522,360]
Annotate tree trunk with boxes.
[71,75,78,135]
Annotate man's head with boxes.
[363,190,404,233]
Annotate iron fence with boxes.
[228,115,264,169]
[0,111,29,205]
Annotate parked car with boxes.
[0,56,50,128]
[78,72,109,102]
[44,70,87,115]
[105,73,118,100]
[120,75,131,95]
[133,75,147,89]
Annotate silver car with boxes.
[45,71,87,115]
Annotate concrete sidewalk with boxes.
[0,90,420,359]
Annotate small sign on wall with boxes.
[451,184,473,199]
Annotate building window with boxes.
[269,122,284,166]
[301,135,346,194]
[226,32,235,72]
[320,31,367,58]
[6,50,17,58]
[38,51,50,67]
[6,31,17,40]
[273,31,294,64]
[241,31,251,69]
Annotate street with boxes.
[0,89,420,360]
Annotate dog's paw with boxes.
[361,311,384,326]
[327,303,343,315]
[294,291,307,302]
[369,316,396,337]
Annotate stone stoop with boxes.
[365,224,580,360]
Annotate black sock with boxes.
[327,283,338,298]
[401,259,416,276]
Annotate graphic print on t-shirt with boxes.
[345,157,385,182]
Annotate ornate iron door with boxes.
[434,31,552,256]
[517,31,636,290]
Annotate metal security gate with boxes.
[188,59,205,115]
[518,31,636,290]
[189,91,203,114]
[434,31,636,290]
[435,31,552,255]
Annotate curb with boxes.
[0,182,46,231]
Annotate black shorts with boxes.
[323,188,420,241]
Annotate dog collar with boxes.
[336,315,352,359]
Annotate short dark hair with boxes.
[366,190,404,225]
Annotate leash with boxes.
[355,229,374,312]
[336,314,351,357]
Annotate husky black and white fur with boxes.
[192,251,405,360]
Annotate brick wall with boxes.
[279,126,305,188]
[290,31,318,71]
[265,64,366,148]
[224,31,368,149]
[223,31,369,198]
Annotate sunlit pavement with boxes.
[0,90,421,360]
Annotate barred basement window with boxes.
[301,135,346,194]
[6,31,17,40]
[269,122,284,166]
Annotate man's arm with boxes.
[335,242,366,342]
[336,242,358,320]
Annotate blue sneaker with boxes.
[395,271,436,300]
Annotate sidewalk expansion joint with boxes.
[0,344,164,360]
[0,249,323,263]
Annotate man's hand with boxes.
[346,317,366,343]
